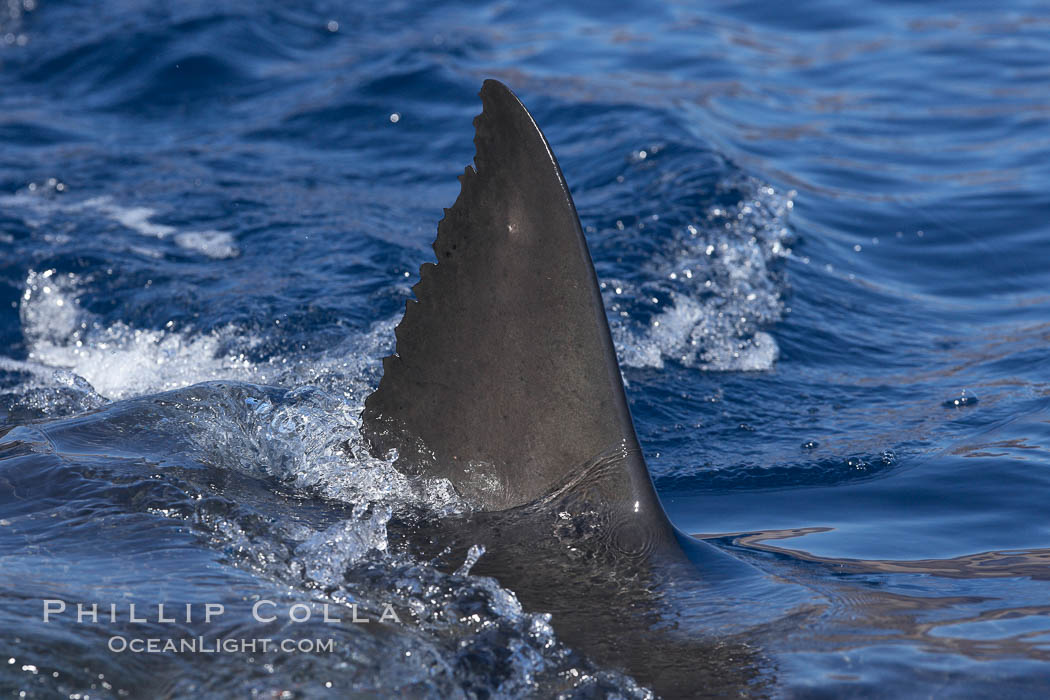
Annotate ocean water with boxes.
[1,0,1049,697]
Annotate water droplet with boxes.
[454,544,485,576]
[942,390,978,408]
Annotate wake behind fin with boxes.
[362,80,667,524]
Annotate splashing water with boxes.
[607,178,793,371]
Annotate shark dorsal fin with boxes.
[362,80,664,517]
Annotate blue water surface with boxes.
[1,0,1049,697]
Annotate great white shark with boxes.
[362,79,809,697]
[0,78,808,699]
[3,77,1037,700]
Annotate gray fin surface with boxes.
[362,79,664,517]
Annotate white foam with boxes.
[14,261,401,405]
[20,269,257,400]
[174,230,238,259]
[88,196,240,258]
[609,177,793,372]
[92,199,177,238]
[0,188,240,258]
